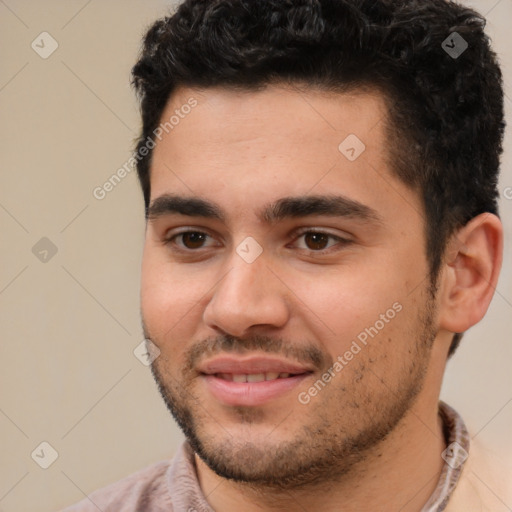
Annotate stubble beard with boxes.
[146,292,437,491]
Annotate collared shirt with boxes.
[421,401,470,512]
[61,401,507,512]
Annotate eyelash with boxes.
[163,228,352,255]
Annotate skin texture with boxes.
[140,84,503,512]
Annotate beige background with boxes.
[0,1,511,511]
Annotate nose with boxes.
[202,254,290,338]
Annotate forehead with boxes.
[148,84,422,226]
[158,83,389,149]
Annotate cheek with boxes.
[297,266,417,372]
[140,248,214,343]
[141,249,186,333]
[296,266,402,330]
[141,248,166,327]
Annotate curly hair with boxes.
[131,0,505,357]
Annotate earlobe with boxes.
[438,213,503,334]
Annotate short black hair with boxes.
[131,0,505,357]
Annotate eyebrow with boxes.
[146,193,383,225]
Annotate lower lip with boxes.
[202,374,310,407]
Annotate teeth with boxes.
[247,373,265,383]
[216,372,293,381]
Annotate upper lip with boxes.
[198,355,315,375]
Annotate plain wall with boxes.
[0,1,510,511]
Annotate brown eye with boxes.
[180,232,208,249]
[303,232,330,250]
[292,229,351,254]
[165,230,214,251]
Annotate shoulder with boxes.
[59,458,173,512]
[446,436,512,512]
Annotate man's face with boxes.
[141,85,438,487]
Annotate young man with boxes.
[62,0,510,510]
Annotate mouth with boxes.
[214,372,303,382]
[198,355,314,407]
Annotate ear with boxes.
[437,213,503,334]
